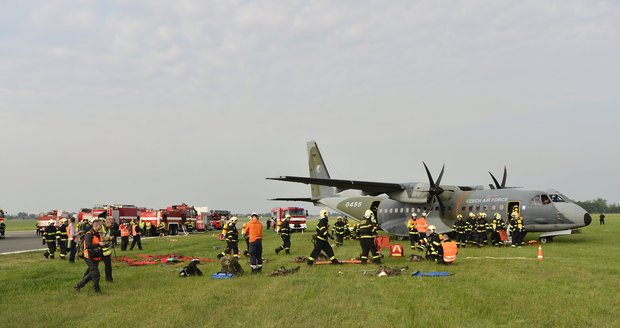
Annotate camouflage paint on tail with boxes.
[307,140,334,199]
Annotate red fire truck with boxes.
[78,205,139,224]
[207,210,230,230]
[37,210,70,231]
[139,203,198,235]
[271,207,308,232]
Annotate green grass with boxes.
[1,216,619,328]
[3,219,39,232]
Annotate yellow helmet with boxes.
[48,219,55,225]
[319,209,328,218]
[494,213,501,219]
[60,218,68,224]
[469,212,475,218]
[284,214,291,219]
[427,225,436,232]
[457,214,463,219]
[511,211,519,218]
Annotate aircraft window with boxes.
[405,208,409,213]
[499,205,504,210]
[483,205,488,211]
[475,205,480,211]
[461,206,466,211]
[541,194,551,205]
[550,194,565,202]
[491,205,496,210]
[532,196,542,206]
[400,208,404,213]
[469,206,473,211]
[389,208,393,213]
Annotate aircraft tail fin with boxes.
[307,141,334,199]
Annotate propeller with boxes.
[489,166,507,189]
[423,162,446,217]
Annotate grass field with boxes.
[3,219,38,232]
[1,215,618,328]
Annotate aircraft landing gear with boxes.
[539,236,554,244]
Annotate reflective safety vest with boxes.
[415,218,428,233]
[132,225,140,236]
[442,241,458,263]
[120,225,130,237]
[84,232,102,260]
[407,219,417,233]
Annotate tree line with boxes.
[574,198,620,214]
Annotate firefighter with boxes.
[358,210,381,264]
[452,214,467,248]
[101,217,115,282]
[491,213,504,246]
[510,213,526,247]
[56,218,69,260]
[466,212,476,244]
[157,221,166,237]
[406,212,419,250]
[275,215,292,254]
[43,219,57,259]
[0,220,6,239]
[307,209,340,266]
[343,217,351,240]
[475,213,489,247]
[145,221,152,237]
[414,212,429,250]
[333,216,346,246]
[119,221,130,251]
[243,213,263,273]
[419,225,441,261]
[130,220,143,250]
[440,234,458,264]
[74,219,104,293]
[218,217,239,259]
[187,220,194,233]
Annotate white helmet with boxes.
[364,210,374,219]
[229,217,238,224]
[284,214,291,219]
[48,219,55,225]
[421,212,427,217]
[320,209,329,218]
[427,225,436,232]
[494,213,501,219]
[411,212,417,217]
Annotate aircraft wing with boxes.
[267,176,404,196]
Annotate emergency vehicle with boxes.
[78,205,139,224]
[37,210,70,231]
[207,210,230,230]
[139,203,198,235]
[271,207,308,232]
[194,206,212,231]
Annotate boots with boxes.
[217,253,224,259]
[285,249,290,255]
[306,259,314,266]
[331,258,341,265]
[275,246,283,254]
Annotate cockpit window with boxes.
[531,195,542,205]
[550,194,565,202]
[541,194,551,205]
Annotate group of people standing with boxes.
[451,208,526,248]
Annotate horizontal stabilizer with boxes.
[267,176,403,196]
[269,197,315,202]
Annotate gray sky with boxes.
[1,0,619,215]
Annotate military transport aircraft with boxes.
[268,141,591,243]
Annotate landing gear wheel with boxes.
[396,235,405,241]
[539,237,553,244]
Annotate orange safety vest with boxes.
[243,218,263,243]
[441,241,458,263]
[66,226,72,240]
[84,232,101,260]
[132,225,140,236]
[120,225,129,237]
[415,217,428,233]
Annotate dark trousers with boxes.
[266,221,271,230]
[280,235,291,251]
[120,236,129,251]
[130,235,142,250]
[409,233,419,248]
[58,240,68,259]
[491,231,501,245]
[359,238,380,264]
[44,242,56,258]
[102,255,113,281]
[512,230,523,245]
[456,232,467,246]
[77,258,101,292]
[477,232,487,245]
[249,240,263,271]
[336,233,344,246]
[309,239,336,263]
[69,240,77,262]
[225,241,239,256]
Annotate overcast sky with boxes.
[1,0,619,215]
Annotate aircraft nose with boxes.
[583,213,592,226]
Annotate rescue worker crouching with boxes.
[275,214,292,254]
[419,225,441,262]
[358,210,381,264]
[74,219,105,293]
[218,217,240,259]
[43,219,57,259]
[439,234,458,264]
[307,209,340,266]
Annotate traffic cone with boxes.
[537,245,544,261]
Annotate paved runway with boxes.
[0,230,47,254]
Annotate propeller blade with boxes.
[501,166,507,188]
[435,164,445,186]
[423,162,435,188]
[489,172,502,189]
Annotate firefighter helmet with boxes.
[427,225,436,232]
[421,212,427,217]
[494,213,501,219]
[319,209,328,218]
[457,214,463,219]
[364,210,373,219]
[60,218,68,224]
[229,217,238,223]
[48,219,55,225]
[511,211,519,218]
[411,212,417,217]
[469,212,475,218]
[284,214,291,220]
[251,212,258,217]
[337,216,343,221]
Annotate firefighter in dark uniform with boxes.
[420,225,441,261]
[452,214,467,248]
[358,210,381,264]
[56,218,69,260]
[333,216,346,247]
[43,219,57,259]
[343,217,351,240]
[406,212,419,250]
[466,212,476,244]
[475,213,489,247]
[102,217,115,282]
[130,220,143,250]
[218,217,239,259]
[74,219,104,293]
[157,221,166,237]
[307,209,340,266]
[242,219,250,257]
[275,215,292,254]
[491,213,504,246]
